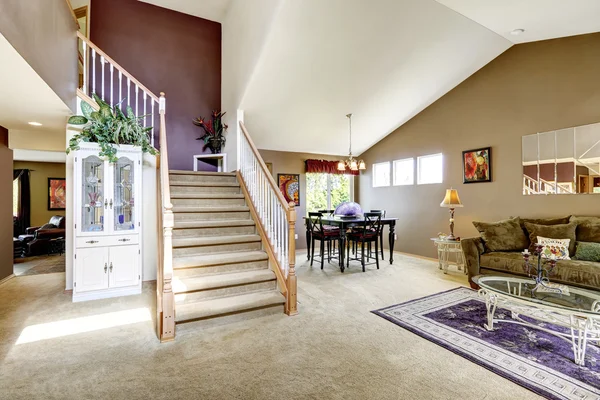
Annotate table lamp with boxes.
[440,188,463,241]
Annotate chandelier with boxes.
[337,113,366,171]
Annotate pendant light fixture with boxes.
[337,113,366,172]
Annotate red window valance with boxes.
[305,159,359,176]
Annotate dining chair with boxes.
[345,212,382,272]
[370,209,386,260]
[308,212,341,269]
[318,209,338,259]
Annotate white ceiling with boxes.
[139,0,232,23]
[436,0,600,44]
[239,0,511,155]
[0,33,72,135]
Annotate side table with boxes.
[430,238,466,275]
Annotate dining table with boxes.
[304,215,399,272]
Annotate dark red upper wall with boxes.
[90,0,221,170]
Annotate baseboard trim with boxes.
[0,273,15,286]
[395,251,438,263]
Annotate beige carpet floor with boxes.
[14,254,66,276]
[0,252,540,400]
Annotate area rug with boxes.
[17,255,66,276]
[372,287,600,400]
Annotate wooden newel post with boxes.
[286,202,298,316]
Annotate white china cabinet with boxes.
[73,143,142,302]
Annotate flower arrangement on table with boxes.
[193,111,228,154]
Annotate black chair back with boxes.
[308,212,324,235]
[363,212,382,235]
[370,209,386,218]
[318,209,335,216]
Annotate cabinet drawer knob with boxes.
[104,263,108,273]
[109,262,113,272]
[118,238,131,242]
[86,240,99,244]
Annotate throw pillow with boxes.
[472,217,529,252]
[574,241,600,262]
[520,216,571,229]
[570,216,600,244]
[524,221,577,256]
[537,236,570,260]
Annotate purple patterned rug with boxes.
[372,287,600,400]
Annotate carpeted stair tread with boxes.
[170,181,240,187]
[172,205,249,213]
[173,251,268,269]
[169,170,236,177]
[174,219,255,229]
[170,193,245,199]
[172,234,260,248]
[175,290,285,323]
[173,269,276,294]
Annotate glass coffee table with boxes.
[473,275,600,366]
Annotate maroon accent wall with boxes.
[90,0,222,171]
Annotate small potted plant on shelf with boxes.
[193,110,228,154]
[66,93,157,163]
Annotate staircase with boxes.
[169,170,286,325]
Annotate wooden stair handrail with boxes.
[77,31,159,102]
[239,121,290,213]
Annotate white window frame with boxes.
[306,173,354,211]
[372,162,391,188]
[417,153,443,185]
[393,158,414,186]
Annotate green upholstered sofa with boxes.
[462,216,600,291]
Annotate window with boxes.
[372,162,390,187]
[417,153,443,184]
[306,173,351,212]
[393,158,414,186]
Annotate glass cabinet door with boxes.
[82,155,105,233]
[113,157,136,232]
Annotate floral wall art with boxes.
[462,147,491,183]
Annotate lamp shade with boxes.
[440,189,463,208]
[337,161,346,171]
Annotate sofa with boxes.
[462,215,600,291]
[18,215,66,256]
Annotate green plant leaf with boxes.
[68,115,88,125]
[80,100,94,119]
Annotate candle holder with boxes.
[522,244,562,294]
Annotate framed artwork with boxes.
[48,178,66,210]
[277,174,300,206]
[462,147,491,183]
[265,162,273,176]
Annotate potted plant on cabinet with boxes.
[66,93,157,162]
[193,110,228,154]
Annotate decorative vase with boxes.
[334,201,363,217]
[209,138,222,154]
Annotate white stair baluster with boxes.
[100,55,105,100]
[118,71,122,107]
[135,86,139,118]
[127,78,131,108]
[92,49,96,95]
[109,63,114,105]
[82,41,88,94]
[151,100,155,147]
[143,93,147,127]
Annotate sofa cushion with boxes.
[574,241,600,262]
[524,221,577,256]
[480,251,600,289]
[40,223,57,230]
[473,217,529,252]
[570,216,600,243]
[520,216,571,229]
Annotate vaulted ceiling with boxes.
[146,0,600,156]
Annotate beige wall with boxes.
[358,33,600,259]
[9,130,66,152]
[258,150,352,250]
[0,0,78,111]
[13,161,66,227]
[0,126,13,281]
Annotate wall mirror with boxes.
[522,122,600,195]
